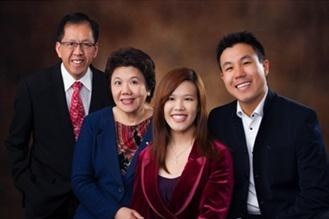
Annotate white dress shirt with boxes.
[236,89,268,215]
[61,63,92,115]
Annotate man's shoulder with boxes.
[24,63,60,84]
[209,100,236,117]
[90,65,105,77]
[90,65,104,73]
[270,92,315,116]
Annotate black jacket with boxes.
[208,90,329,219]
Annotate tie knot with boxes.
[72,81,83,91]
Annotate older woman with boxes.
[132,67,234,218]
[72,47,156,219]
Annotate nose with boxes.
[72,44,84,54]
[174,99,185,111]
[121,82,132,94]
[234,65,246,78]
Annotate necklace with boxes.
[170,142,193,164]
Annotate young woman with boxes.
[132,67,234,218]
[72,47,156,219]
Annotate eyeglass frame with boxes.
[59,41,97,50]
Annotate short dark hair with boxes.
[105,47,156,103]
[216,31,265,70]
[56,12,99,42]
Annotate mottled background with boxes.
[1,1,328,218]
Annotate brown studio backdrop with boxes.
[1,1,328,218]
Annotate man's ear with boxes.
[93,42,99,58]
[220,72,224,81]
[263,59,270,76]
[55,42,62,59]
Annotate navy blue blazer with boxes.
[72,107,152,219]
[208,90,329,219]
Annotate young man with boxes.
[208,31,329,219]
[5,12,110,218]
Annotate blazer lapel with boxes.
[89,66,110,113]
[125,123,153,180]
[50,65,75,143]
[233,114,248,150]
[141,150,176,218]
[252,90,275,175]
[169,143,207,215]
[253,90,275,149]
[96,109,123,185]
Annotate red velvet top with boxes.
[131,140,234,219]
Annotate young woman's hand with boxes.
[114,207,144,219]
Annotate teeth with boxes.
[236,82,250,89]
[72,60,83,64]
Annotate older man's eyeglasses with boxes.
[60,41,96,50]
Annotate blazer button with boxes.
[118,187,123,193]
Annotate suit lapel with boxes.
[89,68,100,112]
[252,90,275,169]
[231,106,248,157]
[89,67,109,112]
[50,65,75,143]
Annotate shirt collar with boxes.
[236,88,268,118]
[60,63,92,91]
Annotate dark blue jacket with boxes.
[208,90,329,219]
[72,107,152,219]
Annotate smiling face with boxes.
[164,81,198,134]
[111,66,148,115]
[220,43,269,115]
[55,22,98,80]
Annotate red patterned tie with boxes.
[70,81,85,140]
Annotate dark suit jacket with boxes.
[208,90,329,219]
[72,107,153,219]
[131,140,234,219]
[5,63,110,217]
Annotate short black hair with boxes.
[105,47,156,103]
[216,31,265,70]
[56,12,99,42]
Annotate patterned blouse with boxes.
[115,118,151,175]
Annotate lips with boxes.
[121,98,134,105]
[171,114,187,122]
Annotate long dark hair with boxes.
[152,67,213,172]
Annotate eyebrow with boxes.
[241,55,252,60]
[221,54,253,68]
[221,61,233,69]
[112,76,141,81]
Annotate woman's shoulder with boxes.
[210,139,233,161]
[82,107,115,131]
[86,107,113,122]
[211,139,230,152]
[137,143,154,162]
